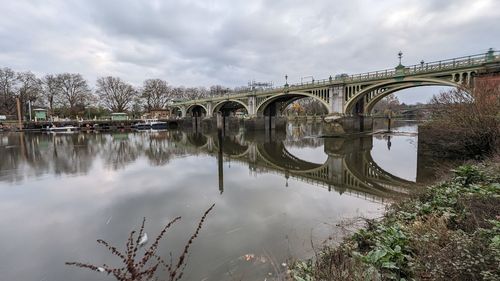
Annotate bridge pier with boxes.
[322,116,373,136]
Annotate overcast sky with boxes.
[0,0,499,103]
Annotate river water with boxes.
[0,121,429,280]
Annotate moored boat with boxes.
[133,119,168,130]
[46,124,80,132]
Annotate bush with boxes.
[423,79,500,158]
[290,162,500,281]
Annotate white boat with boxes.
[134,119,168,130]
[46,124,80,132]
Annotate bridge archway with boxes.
[256,92,330,117]
[212,100,249,116]
[186,104,208,117]
[364,83,441,113]
[344,77,466,114]
[257,141,325,172]
[170,106,184,118]
[186,133,208,148]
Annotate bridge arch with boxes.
[212,99,249,116]
[256,141,325,172]
[256,91,330,116]
[186,133,208,148]
[364,83,442,113]
[344,77,466,114]
[170,106,185,118]
[186,104,208,117]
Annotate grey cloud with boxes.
[0,0,499,102]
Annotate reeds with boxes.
[66,204,215,281]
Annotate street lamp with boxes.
[285,74,288,86]
[398,51,403,65]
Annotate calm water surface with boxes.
[0,121,426,280]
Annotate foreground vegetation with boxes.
[290,159,500,280]
[66,204,215,281]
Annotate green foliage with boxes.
[356,224,412,280]
[478,219,500,280]
[452,164,484,186]
[291,260,315,281]
[291,162,500,281]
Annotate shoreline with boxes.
[290,157,500,280]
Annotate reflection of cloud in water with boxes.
[285,145,328,164]
[0,127,422,280]
[0,151,383,281]
[371,135,418,182]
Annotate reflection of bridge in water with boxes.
[179,131,415,203]
[0,130,415,202]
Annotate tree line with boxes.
[0,67,233,119]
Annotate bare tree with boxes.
[171,87,185,100]
[141,79,172,111]
[0,67,18,115]
[209,85,229,97]
[42,74,60,116]
[183,87,208,100]
[56,73,92,117]
[425,81,500,157]
[96,76,136,112]
[17,71,42,119]
[372,94,401,115]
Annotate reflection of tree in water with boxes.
[219,135,247,156]
[0,133,101,182]
[283,136,323,149]
[144,131,180,166]
[102,133,141,170]
[287,122,323,141]
[50,134,98,176]
[0,132,190,182]
[0,134,25,183]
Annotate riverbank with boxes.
[290,156,500,280]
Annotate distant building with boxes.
[142,109,169,119]
[34,108,48,121]
[110,112,129,121]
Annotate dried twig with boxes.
[66,204,215,281]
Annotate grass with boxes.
[289,159,500,281]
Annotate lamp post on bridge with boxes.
[395,51,405,77]
[284,75,289,94]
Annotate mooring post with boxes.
[16,97,23,131]
[387,113,392,132]
[216,113,225,135]
[217,117,224,194]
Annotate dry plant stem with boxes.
[66,204,215,281]
[170,203,215,281]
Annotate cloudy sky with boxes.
[0,0,499,103]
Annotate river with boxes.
[0,121,430,280]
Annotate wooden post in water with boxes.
[387,111,392,132]
[16,97,23,130]
[217,114,224,194]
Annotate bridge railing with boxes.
[287,50,499,88]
